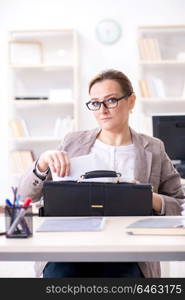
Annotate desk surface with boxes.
[0,216,185,262]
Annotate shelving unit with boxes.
[8,29,79,184]
[9,137,62,143]
[137,25,185,134]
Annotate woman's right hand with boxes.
[37,150,70,177]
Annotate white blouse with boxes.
[90,139,136,182]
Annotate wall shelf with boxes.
[8,29,79,182]
[13,100,74,107]
[139,60,185,65]
[137,24,185,135]
[9,64,74,70]
[140,97,185,102]
[10,137,63,143]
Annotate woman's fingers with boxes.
[131,180,140,184]
[44,150,70,177]
[51,153,62,176]
[56,151,68,177]
[47,155,56,174]
[62,151,70,176]
[48,151,70,177]
[127,179,140,184]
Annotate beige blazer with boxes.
[18,128,185,278]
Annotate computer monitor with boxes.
[152,115,185,163]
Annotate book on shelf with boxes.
[147,38,161,60]
[9,119,29,137]
[152,38,161,60]
[149,77,166,98]
[138,80,151,97]
[126,217,185,235]
[138,38,148,60]
[53,116,74,137]
[138,38,161,61]
[10,150,34,175]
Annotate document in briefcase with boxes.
[42,170,153,216]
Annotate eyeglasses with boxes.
[86,92,132,111]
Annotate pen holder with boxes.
[5,206,33,238]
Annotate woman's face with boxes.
[89,79,135,131]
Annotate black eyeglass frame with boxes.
[86,92,133,111]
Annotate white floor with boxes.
[0,261,185,278]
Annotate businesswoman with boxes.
[18,69,184,278]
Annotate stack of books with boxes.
[138,38,161,61]
[138,77,165,98]
[9,119,29,137]
[138,80,151,97]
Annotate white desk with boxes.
[0,216,185,262]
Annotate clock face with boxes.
[96,19,122,45]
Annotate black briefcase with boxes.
[41,170,153,216]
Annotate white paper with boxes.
[51,153,113,182]
[181,202,185,216]
[36,217,105,232]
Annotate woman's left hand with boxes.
[152,192,162,213]
[131,181,162,213]
[131,180,162,213]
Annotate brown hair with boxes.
[88,69,134,95]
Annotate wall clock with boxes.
[95,19,122,45]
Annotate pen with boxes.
[7,198,32,236]
[5,199,13,207]
[10,186,18,224]
[5,203,12,217]
[11,186,17,206]
[16,194,20,206]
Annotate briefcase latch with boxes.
[91,205,104,208]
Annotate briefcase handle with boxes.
[78,170,121,182]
